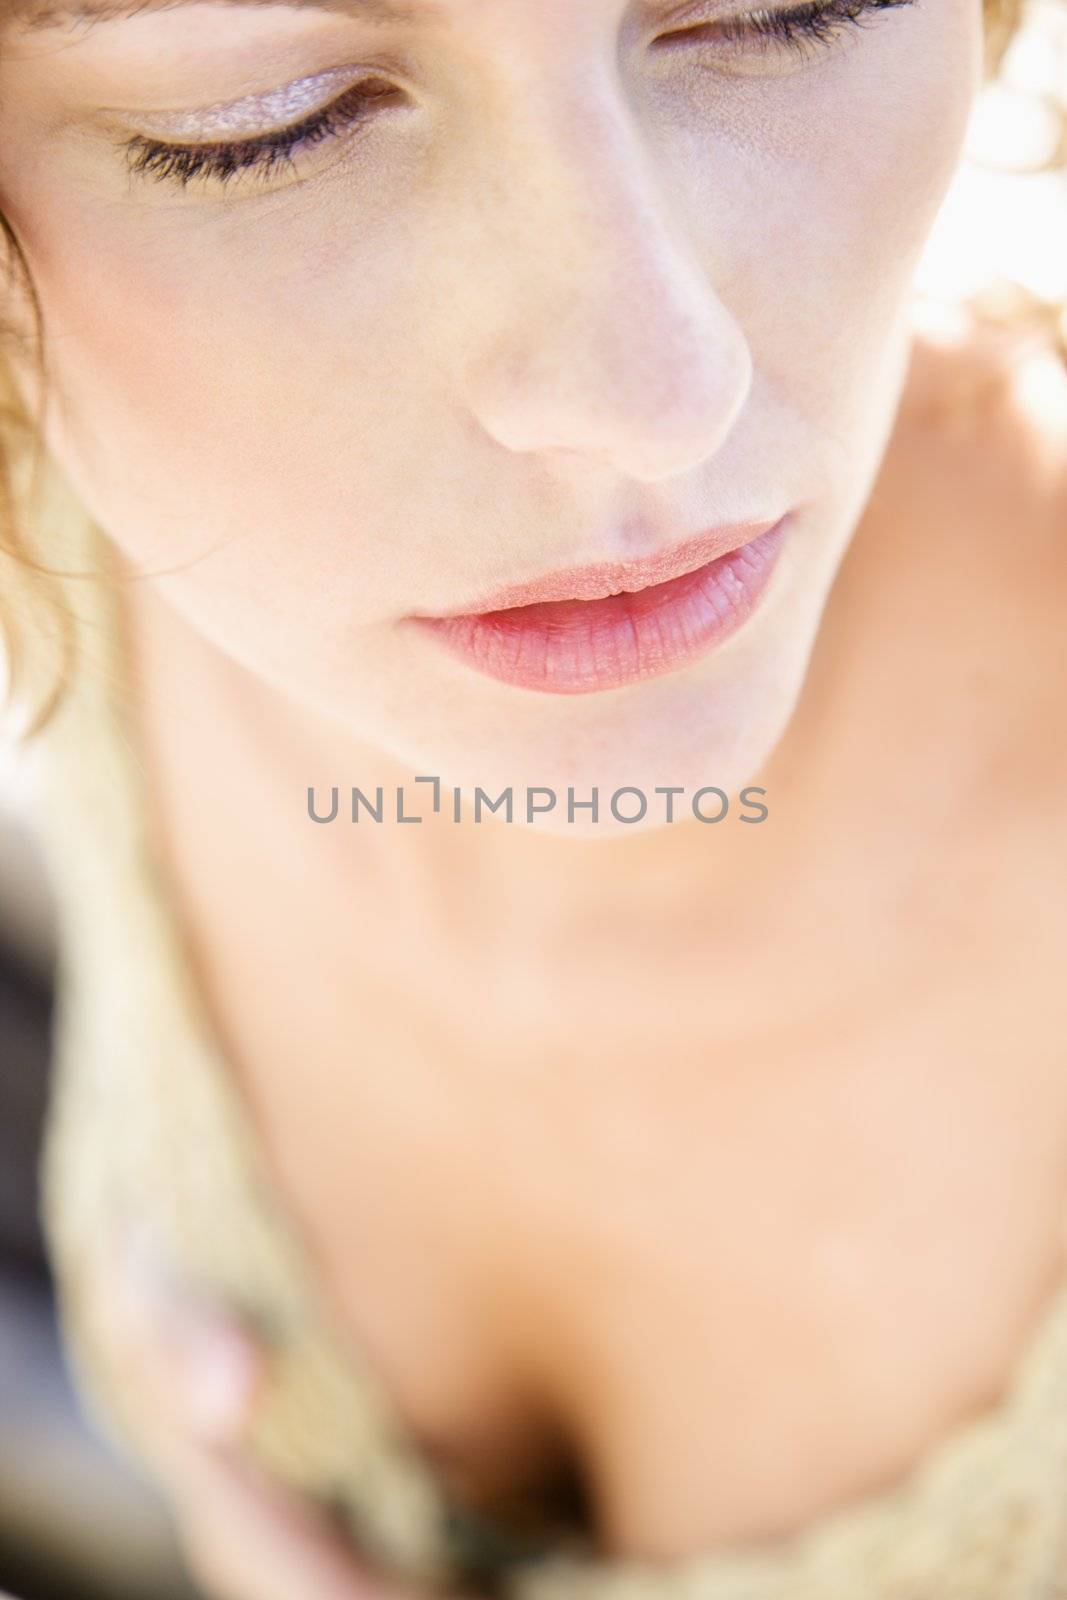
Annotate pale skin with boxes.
[2,0,1067,1595]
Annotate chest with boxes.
[159,786,1067,1559]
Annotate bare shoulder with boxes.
[880,308,1067,633]
[856,307,1067,792]
[894,309,1067,559]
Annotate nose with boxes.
[460,92,753,485]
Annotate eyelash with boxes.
[666,0,915,54]
[122,77,399,190]
[122,0,914,192]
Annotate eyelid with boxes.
[103,63,372,141]
[656,0,813,32]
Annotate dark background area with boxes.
[0,850,203,1600]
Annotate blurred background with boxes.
[0,744,202,1600]
[0,4,1065,1595]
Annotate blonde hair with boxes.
[0,0,1063,744]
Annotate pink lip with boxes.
[404,514,793,696]
[419,518,783,617]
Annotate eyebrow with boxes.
[11,0,425,28]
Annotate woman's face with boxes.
[1,0,981,818]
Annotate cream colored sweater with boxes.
[19,449,1067,1600]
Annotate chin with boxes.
[361,652,808,843]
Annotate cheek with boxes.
[3,170,427,604]
[674,0,982,407]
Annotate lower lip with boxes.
[406,517,791,695]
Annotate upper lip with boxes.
[420,517,784,617]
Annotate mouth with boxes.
[403,514,793,695]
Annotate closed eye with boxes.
[655,0,917,60]
[120,76,403,190]
[121,0,915,192]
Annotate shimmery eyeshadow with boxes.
[123,64,362,139]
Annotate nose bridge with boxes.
[461,81,753,482]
